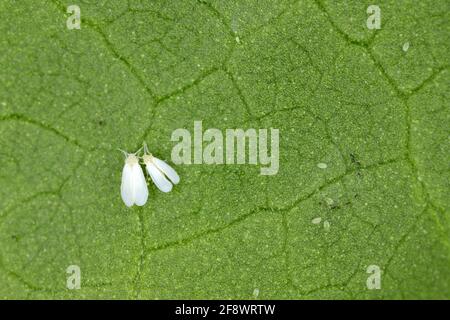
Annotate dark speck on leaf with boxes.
[350,153,361,167]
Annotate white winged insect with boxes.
[142,142,180,193]
[119,148,148,207]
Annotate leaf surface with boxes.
[0,0,448,299]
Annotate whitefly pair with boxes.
[119,142,180,207]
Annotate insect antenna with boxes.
[143,142,151,155]
[117,148,128,158]
[133,146,143,156]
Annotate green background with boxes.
[0,0,449,299]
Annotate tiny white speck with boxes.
[402,42,410,52]
[324,220,331,231]
[317,162,327,169]
[312,217,322,224]
[325,197,334,206]
[235,36,240,43]
[253,288,259,298]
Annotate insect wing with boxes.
[132,163,148,206]
[153,157,180,185]
[146,162,173,193]
[121,163,135,207]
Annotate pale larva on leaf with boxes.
[119,149,148,207]
[142,142,180,193]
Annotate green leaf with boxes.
[0,0,448,299]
